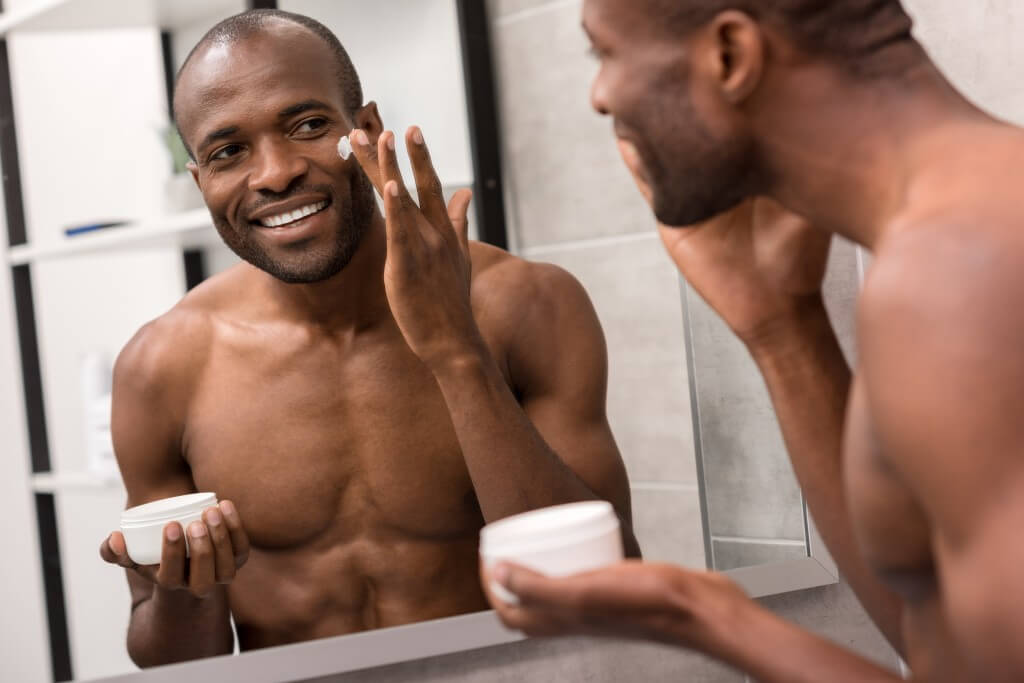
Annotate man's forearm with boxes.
[743,298,905,653]
[127,586,233,667]
[429,347,640,555]
[705,594,902,683]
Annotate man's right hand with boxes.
[617,140,832,348]
[100,500,250,599]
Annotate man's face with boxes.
[176,24,376,283]
[583,0,756,226]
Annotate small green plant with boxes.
[162,124,191,174]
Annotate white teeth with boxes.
[260,201,327,227]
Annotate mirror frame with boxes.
[681,279,839,598]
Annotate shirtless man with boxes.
[98,9,639,667]
[487,1,1024,680]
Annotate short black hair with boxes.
[649,0,919,77]
[173,9,363,131]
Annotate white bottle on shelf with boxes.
[80,351,118,481]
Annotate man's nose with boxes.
[590,75,610,116]
[248,139,309,194]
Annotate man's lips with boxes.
[249,198,331,228]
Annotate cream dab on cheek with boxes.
[337,135,352,160]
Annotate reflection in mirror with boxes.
[686,237,862,572]
[5,1,653,680]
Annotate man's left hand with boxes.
[351,126,481,368]
[483,560,749,651]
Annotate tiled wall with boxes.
[692,238,862,570]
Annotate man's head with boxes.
[174,10,379,284]
[584,0,920,226]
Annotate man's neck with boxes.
[256,211,392,333]
[757,59,995,248]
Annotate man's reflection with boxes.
[97,8,639,666]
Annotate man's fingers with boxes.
[447,188,474,254]
[100,532,126,565]
[406,127,448,227]
[497,563,571,608]
[155,523,186,589]
[377,131,416,208]
[219,500,250,570]
[350,129,385,196]
[186,521,216,598]
[204,506,236,584]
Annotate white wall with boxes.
[280,0,474,188]
[8,27,189,681]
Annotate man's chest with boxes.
[179,337,483,548]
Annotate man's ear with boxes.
[704,10,765,105]
[187,160,200,187]
[353,101,383,143]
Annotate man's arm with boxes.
[100,317,239,667]
[438,259,639,555]
[741,299,906,652]
[655,199,906,652]
[859,231,1024,681]
[349,127,638,552]
[487,560,901,682]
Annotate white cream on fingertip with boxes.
[337,135,352,160]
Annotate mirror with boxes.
[1,1,848,682]
[683,238,864,593]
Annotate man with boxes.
[98,9,639,667]
[487,1,1024,681]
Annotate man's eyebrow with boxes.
[198,125,239,154]
[278,99,333,119]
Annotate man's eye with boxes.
[295,118,328,134]
[211,144,242,161]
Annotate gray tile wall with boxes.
[300,1,908,680]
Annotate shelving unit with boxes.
[0,0,251,35]
[6,209,216,265]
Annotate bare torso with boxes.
[843,129,1024,681]
[168,242,519,648]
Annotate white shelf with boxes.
[0,0,246,35]
[31,471,121,493]
[7,208,218,264]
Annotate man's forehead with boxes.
[176,27,342,136]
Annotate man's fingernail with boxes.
[189,522,207,539]
[388,182,399,197]
[220,500,236,518]
[387,134,396,151]
[206,509,222,526]
[413,128,424,146]
[493,564,510,585]
[353,129,369,146]
[166,524,181,542]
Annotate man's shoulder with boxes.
[469,241,589,315]
[468,241,604,371]
[114,266,246,394]
[861,215,1024,349]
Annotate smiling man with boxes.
[486,1,1024,681]
[98,9,638,666]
